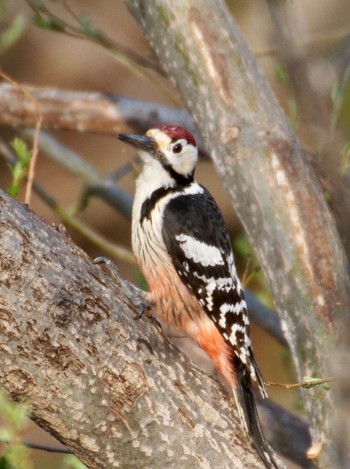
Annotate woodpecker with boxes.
[118,125,280,469]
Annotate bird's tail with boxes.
[232,358,281,469]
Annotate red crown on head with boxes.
[153,125,196,147]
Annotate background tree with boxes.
[0,1,350,468]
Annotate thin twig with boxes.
[25,0,177,102]
[241,254,252,287]
[268,377,335,389]
[28,0,162,75]
[0,72,43,206]
[256,24,350,57]
[20,129,133,220]
[0,139,135,264]
[0,438,71,454]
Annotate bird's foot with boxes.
[93,256,151,319]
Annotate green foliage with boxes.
[274,63,300,130]
[340,141,350,175]
[0,393,28,431]
[331,75,350,135]
[330,81,350,175]
[26,0,44,8]
[330,80,343,132]
[78,14,103,42]
[234,234,260,269]
[287,98,300,131]
[0,0,26,54]
[300,376,332,391]
[274,63,288,85]
[64,455,87,469]
[31,4,110,49]
[0,14,25,54]
[29,0,110,45]
[0,390,87,468]
[133,267,148,291]
[34,10,65,32]
[6,138,31,198]
[0,455,11,469]
[323,190,331,202]
[0,390,32,469]
[233,234,272,306]
[26,0,164,91]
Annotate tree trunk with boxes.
[124,1,350,467]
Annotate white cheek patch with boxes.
[172,147,198,175]
[172,145,197,176]
[175,234,224,267]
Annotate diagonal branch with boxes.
[0,189,310,468]
[0,82,196,138]
[0,189,261,468]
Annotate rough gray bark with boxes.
[124,1,350,467]
[266,0,350,260]
[0,189,277,469]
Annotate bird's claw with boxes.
[133,302,151,320]
[94,256,151,318]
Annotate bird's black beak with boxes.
[118,133,156,154]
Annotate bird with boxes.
[118,124,280,468]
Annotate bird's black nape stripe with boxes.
[140,183,190,223]
[156,149,194,186]
[166,163,194,186]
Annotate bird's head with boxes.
[118,125,198,184]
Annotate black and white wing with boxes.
[161,184,265,393]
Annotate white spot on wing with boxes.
[219,301,246,316]
[176,234,224,267]
[218,315,226,329]
[218,301,247,329]
[192,272,234,312]
[228,323,252,350]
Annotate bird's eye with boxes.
[172,143,183,154]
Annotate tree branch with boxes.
[0,189,314,467]
[0,189,272,468]
[0,82,196,137]
[124,1,350,467]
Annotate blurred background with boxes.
[1,0,350,467]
